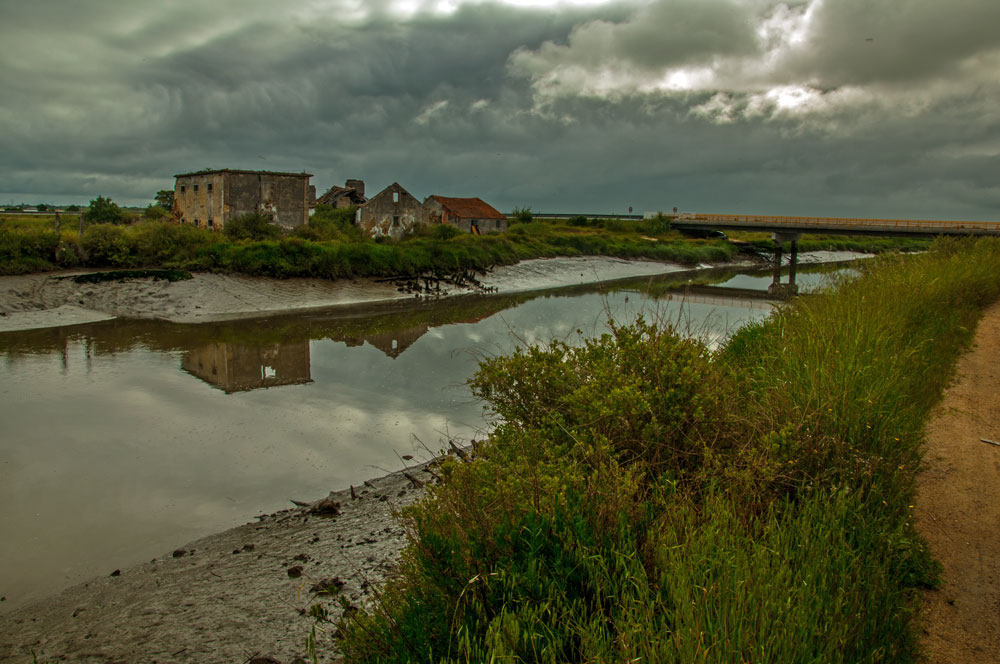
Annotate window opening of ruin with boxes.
[207,183,213,192]
[392,216,400,227]
[393,191,399,203]
[208,219,214,228]
[194,184,199,192]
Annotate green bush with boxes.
[142,204,170,221]
[129,221,222,266]
[512,206,533,223]
[223,212,283,241]
[82,196,127,225]
[296,205,362,242]
[81,224,135,266]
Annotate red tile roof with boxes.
[429,196,506,220]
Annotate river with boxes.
[0,261,851,611]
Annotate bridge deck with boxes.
[673,213,1000,237]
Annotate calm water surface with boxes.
[0,265,842,609]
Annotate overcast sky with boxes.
[2,0,999,218]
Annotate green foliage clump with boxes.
[155,189,174,210]
[295,205,363,242]
[223,212,284,241]
[83,196,127,225]
[80,224,135,266]
[412,222,463,241]
[142,204,170,221]
[337,238,1000,663]
[512,206,533,223]
[0,226,61,274]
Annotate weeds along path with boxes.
[916,300,1000,663]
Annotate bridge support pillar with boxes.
[768,232,802,299]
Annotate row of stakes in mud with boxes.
[392,270,498,296]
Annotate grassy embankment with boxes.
[330,237,1000,663]
[0,209,927,279]
[726,229,930,255]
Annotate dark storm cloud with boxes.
[784,0,1000,87]
[1,0,998,221]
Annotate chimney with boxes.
[345,179,365,197]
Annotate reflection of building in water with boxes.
[343,324,430,359]
[182,341,312,393]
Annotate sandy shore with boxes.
[0,257,700,333]
[0,460,444,663]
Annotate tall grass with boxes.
[335,237,1000,663]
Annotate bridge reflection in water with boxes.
[671,211,1000,297]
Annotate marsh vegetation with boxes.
[335,238,1000,663]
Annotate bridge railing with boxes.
[676,213,1000,232]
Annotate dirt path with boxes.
[916,301,1000,662]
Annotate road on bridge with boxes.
[672,213,1000,237]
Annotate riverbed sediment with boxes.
[0,252,869,333]
[0,460,442,663]
[0,256,696,332]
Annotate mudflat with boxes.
[0,256,691,332]
[0,463,437,663]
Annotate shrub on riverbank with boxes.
[335,237,1000,663]
[0,217,737,278]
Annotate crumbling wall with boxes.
[174,173,225,229]
[225,173,311,229]
[174,170,313,231]
[356,183,427,240]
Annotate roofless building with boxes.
[173,169,316,231]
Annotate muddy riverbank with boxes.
[0,256,698,332]
[0,460,442,663]
[0,251,868,333]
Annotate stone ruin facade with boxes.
[173,169,316,231]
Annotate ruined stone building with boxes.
[424,196,507,234]
[173,169,316,231]
[316,179,367,209]
[355,182,428,239]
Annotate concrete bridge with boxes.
[672,213,1000,297]
[671,213,1000,238]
